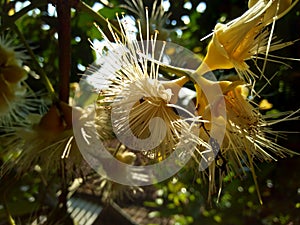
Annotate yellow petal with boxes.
[162,76,189,104]
[249,0,292,25]
[202,26,235,71]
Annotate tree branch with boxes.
[57,0,71,103]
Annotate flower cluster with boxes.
[190,0,299,202]
[78,0,299,203]
[1,0,298,205]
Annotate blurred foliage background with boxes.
[0,0,300,224]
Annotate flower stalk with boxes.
[13,24,57,101]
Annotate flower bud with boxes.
[38,105,65,133]
[2,65,27,83]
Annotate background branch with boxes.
[57,0,71,103]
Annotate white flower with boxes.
[2,103,83,177]
[85,10,205,162]
[0,35,41,125]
